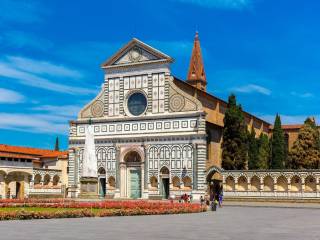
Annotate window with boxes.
[127,92,147,116]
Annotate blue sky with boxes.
[0,0,319,150]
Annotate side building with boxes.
[0,144,68,199]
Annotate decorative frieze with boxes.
[76,118,199,137]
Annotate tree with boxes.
[54,137,60,151]
[248,126,259,169]
[256,133,270,169]
[289,117,320,169]
[222,94,248,170]
[270,114,286,169]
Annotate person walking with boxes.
[200,196,204,207]
[218,191,223,207]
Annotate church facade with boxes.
[67,34,272,200]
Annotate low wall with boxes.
[221,170,320,199]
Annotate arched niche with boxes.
[250,176,260,191]
[237,176,248,191]
[277,176,288,192]
[225,176,235,191]
[263,176,274,191]
[305,175,316,192]
[291,175,302,192]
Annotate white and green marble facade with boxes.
[68,39,206,200]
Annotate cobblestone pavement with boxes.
[0,206,319,240]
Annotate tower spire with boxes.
[187,31,207,91]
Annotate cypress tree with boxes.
[222,94,248,170]
[248,126,259,169]
[289,117,320,169]
[54,137,60,151]
[257,133,270,169]
[270,114,286,169]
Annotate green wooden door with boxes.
[130,169,141,199]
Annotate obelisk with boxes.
[79,124,98,198]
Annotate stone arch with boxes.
[149,176,158,189]
[0,170,6,176]
[182,145,193,159]
[250,176,260,191]
[52,175,60,186]
[237,176,248,191]
[225,176,235,191]
[171,145,182,159]
[160,166,170,175]
[291,175,302,192]
[121,147,144,163]
[277,175,288,192]
[107,176,116,189]
[148,146,158,160]
[43,174,51,186]
[96,147,107,161]
[182,176,192,190]
[263,175,274,191]
[158,146,171,160]
[34,174,42,187]
[124,151,142,163]
[172,176,180,190]
[6,171,31,199]
[98,167,106,175]
[305,175,316,192]
[206,166,223,183]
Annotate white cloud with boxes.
[31,105,82,118]
[290,91,314,98]
[0,88,25,104]
[174,0,252,9]
[231,84,271,95]
[257,114,320,125]
[0,58,97,95]
[7,56,82,78]
[0,113,69,134]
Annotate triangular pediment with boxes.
[101,38,173,68]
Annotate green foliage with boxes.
[248,126,259,169]
[256,133,270,169]
[288,117,320,169]
[270,114,286,169]
[54,137,59,151]
[222,94,248,170]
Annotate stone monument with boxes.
[79,124,99,198]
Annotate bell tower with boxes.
[186,31,207,91]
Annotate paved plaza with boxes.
[0,206,319,240]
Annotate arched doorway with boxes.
[124,151,142,199]
[5,171,31,199]
[206,166,223,199]
[160,166,170,199]
[98,167,106,197]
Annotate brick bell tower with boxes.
[186,31,207,91]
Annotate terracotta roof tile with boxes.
[0,144,68,159]
[0,151,38,160]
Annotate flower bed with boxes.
[0,200,205,220]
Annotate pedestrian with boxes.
[184,193,188,203]
[218,192,223,207]
[211,196,218,211]
[200,196,204,207]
